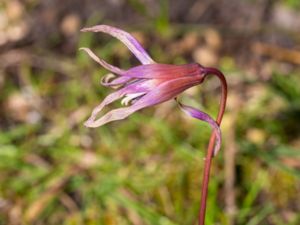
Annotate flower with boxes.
[80,25,222,155]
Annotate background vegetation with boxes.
[0,0,300,224]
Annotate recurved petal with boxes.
[80,47,125,75]
[81,25,155,65]
[176,101,222,156]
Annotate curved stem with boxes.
[198,67,227,225]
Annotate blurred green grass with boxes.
[1,1,300,225]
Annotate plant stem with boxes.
[198,68,227,225]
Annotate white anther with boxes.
[121,92,145,106]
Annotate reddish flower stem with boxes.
[198,67,227,225]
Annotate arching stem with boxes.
[198,67,227,225]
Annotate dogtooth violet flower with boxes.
[80,25,223,155]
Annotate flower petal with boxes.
[81,25,155,65]
[84,105,143,127]
[85,76,203,127]
[100,75,133,87]
[133,76,203,108]
[85,79,154,127]
[87,89,126,123]
[124,63,202,79]
[80,47,125,75]
[176,100,222,156]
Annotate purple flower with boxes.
[80,25,222,155]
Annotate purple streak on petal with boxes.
[81,25,154,65]
[101,75,133,87]
[124,63,202,79]
[80,47,125,75]
[176,101,222,156]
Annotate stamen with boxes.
[121,92,146,106]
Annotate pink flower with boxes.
[80,25,222,155]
